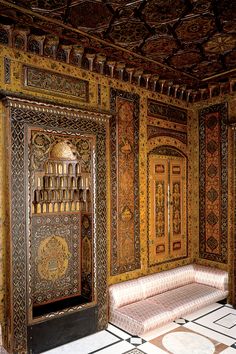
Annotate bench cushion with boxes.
[110,283,228,335]
[108,264,229,336]
[147,283,228,319]
[110,300,173,336]
[109,278,144,310]
[194,265,228,291]
[140,264,195,299]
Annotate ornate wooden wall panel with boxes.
[148,156,169,264]
[148,148,187,267]
[233,129,236,307]
[147,125,187,145]
[110,89,140,275]
[81,213,93,301]
[29,129,95,309]
[0,45,192,320]
[0,102,7,329]
[169,158,187,258]
[147,99,187,125]
[199,103,228,263]
[31,214,82,306]
[24,66,89,101]
[4,97,109,353]
[147,100,188,268]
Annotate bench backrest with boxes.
[140,264,195,299]
[109,264,228,310]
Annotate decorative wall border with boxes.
[24,66,89,101]
[233,129,236,306]
[227,127,234,304]
[4,57,11,84]
[0,17,234,103]
[147,99,187,125]
[110,88,140,275]
[4,97,110,353]
[147,125,187,144]
[199,103,228,263]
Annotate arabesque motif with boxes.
[199,103,228,263]
[110,89,140,275]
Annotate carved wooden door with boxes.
[148,151,187,266]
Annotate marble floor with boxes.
[40,302,236,354]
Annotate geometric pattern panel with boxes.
[110,89,140,275]
[5,97,109,353]
[199,103,228,263]
[4,57,11,84]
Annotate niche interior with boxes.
[31,130,94,317]
[4,97,109,354]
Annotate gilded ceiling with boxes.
[0,0,235,94]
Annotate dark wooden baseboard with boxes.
[27,306,98,354]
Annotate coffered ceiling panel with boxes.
[0,0,235,93]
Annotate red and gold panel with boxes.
[110,89,140,275]
[199,103,228,263]
[205,114,221,254]
[117,99,135,267]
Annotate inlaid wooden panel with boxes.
[149,156,169,264]
[110,89,140,275]
[4,97,109,353]
[199,103,228,263]
[148,151,187,266]
[169,159,187,258]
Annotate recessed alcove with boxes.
[4,97,110,353]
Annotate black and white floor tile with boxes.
[42,303,236,354]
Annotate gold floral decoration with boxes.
[204,34,236,54]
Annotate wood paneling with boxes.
[148,152,187,266]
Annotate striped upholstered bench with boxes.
[109,264,228,335]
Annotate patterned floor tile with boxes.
[174,318,188,325]
[192,306,236,340]
[94,340,134,354]
[126,337,146,346]
[220,348,236,353]
[107,324,131,340]
[35,303,236,353]
[150,326,227,354]
[123,349,146,354]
